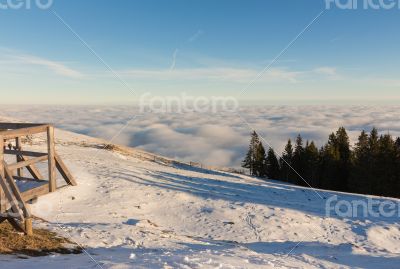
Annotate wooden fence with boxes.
[0,123,76,235]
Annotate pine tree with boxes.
[265,148,280,179]
[349,130,370,194]
[319,132,339,190]
[375,133,398,197]
[395,137,400,196]
[369,128,379,153]
[395,137,400,150]
[366,128,380,194]
[317,128,351,191]
[304,141,320,187]
[242,149,254,175]
[242,131,266,177]
[242,131,259,176]
[335,127,351,191]
[292,135,306,185]
[280,139,294,182]
[254,141,267,177]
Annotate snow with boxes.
[1,127,400,268]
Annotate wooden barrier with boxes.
[0,122,76,235]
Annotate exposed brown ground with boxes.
[0,222,82,257]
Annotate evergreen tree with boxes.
[366,128,381,194]
[395,137,400,150]
[348,128,399,197]
[395,137,400,196]
[375,133,398,197]
[292,135,306,185]
[280,139,294,182]
[349,130,370,194]
[318,128,351,191]
[242,131,259,176]
[242,131,266,177]
[265,148,280,179]
[335,127,351,191]
[304,141,320,187]
[242,149,254,175]
[319,132,339,190]
[254,141,267,177]
[369,128,380,153]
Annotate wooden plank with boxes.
[15,137,23,177]
[8,155,48,171]
[3,163,31,218]
[4,150,45,179]
[0,125,48,140]
[47,126,56,192]
[4,149,48,157]
[0,135,5,214]
[13,176,46,182]
[55,153,77,186]
[0,173,24,220]
[0,123,47,129]
[21,183,49,202]
[19,155,44,180]
[6,217,25,233]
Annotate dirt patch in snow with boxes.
[0,222,82,257]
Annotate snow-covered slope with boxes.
[1,128,400,269]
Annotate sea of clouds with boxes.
[1,105,400,168]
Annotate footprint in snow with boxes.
[124,219,139,226]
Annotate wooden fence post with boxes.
[25,218,33,236]
[15,137,23,177]
[47,126,56,192]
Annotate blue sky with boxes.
[0,0,399,104]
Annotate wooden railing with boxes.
[0,123,76,235]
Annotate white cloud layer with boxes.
[1,105,400,168]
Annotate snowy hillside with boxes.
[1,127,400,269]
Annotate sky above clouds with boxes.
[0,0,399,104]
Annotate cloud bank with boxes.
[1,105,399,168]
